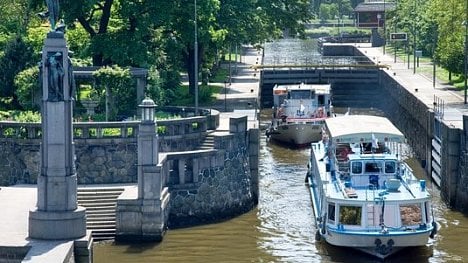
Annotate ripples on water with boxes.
[94,109,468,263]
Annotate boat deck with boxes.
[310,141,431,203]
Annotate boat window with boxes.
[328,203,336,222]
[400,204,422,226]
[318,94,325,105]
[351,161,362,174]
[364,161,382,173]
[289,90,311,99]
[385,161,396,173]
[339,205,362,225]
[425,201,431,223]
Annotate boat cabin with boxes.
[273,83,332,119]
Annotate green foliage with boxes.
[0,37,35,109]
[0,110,40,122]
[93,65,134,120]
[145,66,167,106]
[209,67,229,83]
[25,24,48,55]
[320,4,339,21]
[14,65,40,111]
[65,24,91,59]
[171,84,220,106]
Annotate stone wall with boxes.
[0,116,210,186]
[166,117,258,227]
[457,117,468,213]
[378,72,432,162]
[360,52,467,212]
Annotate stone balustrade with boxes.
[0,112,217,185]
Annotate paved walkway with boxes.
[357,43,468,128]
[204,46,261,112]
[205,46,262,130]
[0,185,76,262]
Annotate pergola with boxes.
[73,66,148,120]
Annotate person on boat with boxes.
[339,145,353,161]
[297,101,305,116]
[277,104,287,122]
[316,107,325,118]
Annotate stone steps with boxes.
[199,133,215,149]
[77,187,125,241]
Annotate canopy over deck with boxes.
[325,115,405,143]
[273,83,331,94]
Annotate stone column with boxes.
[115,98,170,242]
[29,32,86,240]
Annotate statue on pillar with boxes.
[46,52,64,101]
[46,0,59,30]
[38,0,62,32]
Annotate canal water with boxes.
[94,109,468,263]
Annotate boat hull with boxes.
[322,228,432,259]
[268,122,323,146]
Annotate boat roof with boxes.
[274,83,331,94]
[325,115,405,144]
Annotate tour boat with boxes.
[306,115,437,259]
[266,83,332,146]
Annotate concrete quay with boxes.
[357,44,468,128]
[0,185,92,263]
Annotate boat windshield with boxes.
[350,160,397,175]
[289,90,312,99]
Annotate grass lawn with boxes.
[385,45,466,90]
[172,84,222,106]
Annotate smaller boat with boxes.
[306,115,437,259]
[266,83,332,146]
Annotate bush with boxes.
[0,37,35,109]
[14,66,40,111]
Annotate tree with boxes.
[0,37,35,109]
[93,65,133,120]
[14,66,41,111]
[429,0,464,75]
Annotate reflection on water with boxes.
[94,109,468,263]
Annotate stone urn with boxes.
[81,99,99,115]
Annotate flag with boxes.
[371,133,379,149]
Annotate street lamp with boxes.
[464,18,468,104]
[139,97,156,123]
[194,0,199,114]
[377,13,381,29]
[383,0,386,54]
[224,80,228,111]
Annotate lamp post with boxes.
[377,13,381,29]
[194,0,199,115]
[463,19,468,104]
[464,18,468,104]
[394,16,397,63]
[224,80,227,112]
[413,0,417,74]
[383,0,386,54]
[139,97,156,123]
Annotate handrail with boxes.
[0,117,208,140]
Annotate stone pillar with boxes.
[115,98,170,242]
[29,32,86,240]
[137,100,160,199]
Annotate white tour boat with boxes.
[266,83,332,146]
[306,115,437,259]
